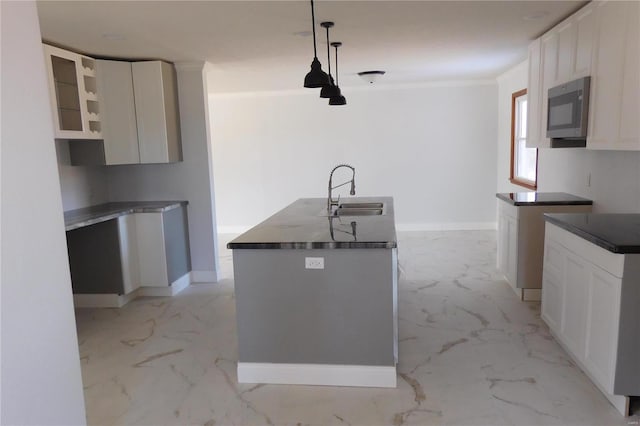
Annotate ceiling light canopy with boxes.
[358,70,386,84]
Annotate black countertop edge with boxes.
[227,197,397,250]
[228,242,398,249]
[544,213,640,254]
[65,201,188,231]
[496,192,593,206]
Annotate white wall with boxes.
[107,63,219,282]
[497,61,640,213]
[496,61,531,194]
[55,141,108,211]
[538,149,640,213]
[1,2,86,424]
[210,82,498,232]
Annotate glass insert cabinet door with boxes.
[43,44,102,140]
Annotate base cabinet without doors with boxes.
[542,223,640,416]
[496,199,592,301]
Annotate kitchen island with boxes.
[228,197,398,387]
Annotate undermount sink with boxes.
[338,202,384,209]
[335,207,383,216]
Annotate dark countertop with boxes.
[227,197,397,249]
[544,213,640,254]
[496,192,593,206]
[64,201,188,231]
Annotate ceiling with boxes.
[37,1,587,94]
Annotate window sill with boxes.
[509,178,537,190]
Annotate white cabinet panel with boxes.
[541,267,563,330]
[588,0,640,150]
[556,22,575,83]
[574,6,594,78]
[585,269,621,393]
[96,60,139,165]
[618,2,640,146]
[526,39,543,148]
[132,61,182,164]
[118,214,140,294]
[135,213,169,287]
[562,254,588,358]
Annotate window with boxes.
[510,89,538,189]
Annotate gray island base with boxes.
[228,197,398,388]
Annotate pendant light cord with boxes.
[311,0,318,57]
[334,45,339,86]
[326,26,332,77]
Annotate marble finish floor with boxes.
[76,231,638,425]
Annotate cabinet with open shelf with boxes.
[44,44,102,140]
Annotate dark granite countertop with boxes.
[227,197,397,249]
[64,201,188,231]
[497,192,593,206]
[544,213,640,254]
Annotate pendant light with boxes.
[303,0,330,88]
[329,42,347,105]
[320,21,339,99]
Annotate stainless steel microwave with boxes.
[547,76,590,147]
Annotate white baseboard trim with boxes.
[138,272,191,297]
[73,292,137,308]
[396,222,497,232]
[237,362,397,388]
[190,270,217,283]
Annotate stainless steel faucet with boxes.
[327,164,356,212]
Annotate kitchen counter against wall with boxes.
[542,213,640,416]
[64,200,187,231]
[496,192,593,301]
[65,200,191,307]
[496,191,593,206]
[544,213,640,254]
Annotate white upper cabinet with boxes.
[96,60,139,164]
[526,39,543,148]
[588,0,640,150]
[132,62,182,164]
[527,3,595,148]
[95,60,182,165]
[528,1,639,150]
[44,44,102,140]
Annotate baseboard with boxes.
[190,270,217,283]
[73,292,137,308]
[522,288,542,301]
[237,362,397,388]
[393,222,497,231]
[505,279,542,302]
[138,272,191,297]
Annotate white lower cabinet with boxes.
[542,223,635,416]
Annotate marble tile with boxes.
[75,230,637,425]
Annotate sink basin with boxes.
[338,202,383,209]
[335,207,383,216]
